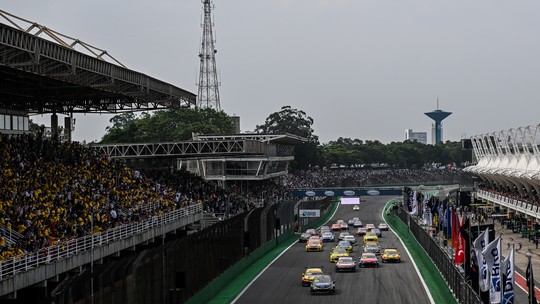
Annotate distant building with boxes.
[405,129,427,144]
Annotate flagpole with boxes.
[529,255,532,304]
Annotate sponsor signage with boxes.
[343,190,356,196]
[324,190,335,196]
[305,191,316,197]
[300,209,321,218]
[366,189,380,196]
[340,197,360,205]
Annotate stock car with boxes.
[330,247,350,263]
[381,248,401,263]
[321,231,335,242]
[306,239,323,252]
[353,220,363,228]
[356,227,367,236]
[301,267,324,286]
[378,223,389,231]
[363,242,381,255]
[335,240,353,253]
[319,226,331,234]
[338,231,351,241]
[363,232,378,243]
[371,228,382,238]
[306,229,319,237]
[343,235,357,245]
[310,274,336,295]
[331,223,342,231]
[298,233,311,243]
[359,253,380,268]
[335,256,356,272]
[365,223,375,231]
[353,205,360,211]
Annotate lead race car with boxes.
[310,274,336,295]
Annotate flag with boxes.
[452,209,459,248]
[423,204,433,227]
[527,256,537,304]
[454,217,465,264]
[502,245,514,304]
[438,202,444,232]
[408,190,418,215]
[482,236,502,304]
[474,228,490,292]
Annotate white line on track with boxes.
[231,200,341,303]
[381,198,436,304]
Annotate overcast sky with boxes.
[3,1,540,144]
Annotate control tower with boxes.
[425,100,451,144]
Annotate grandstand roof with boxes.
[0,12,196,114]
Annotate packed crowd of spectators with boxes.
[0,133,191,260]
[284,167,470,188]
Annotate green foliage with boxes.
[255,106,318,143]
[255,106,321,169]
[99,108,233,143]
[318,138,470,168]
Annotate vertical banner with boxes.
[454,216,465,264]
[527,256,537,304]
[502,245,514,304]
[482,236,502,304]
[474,228,490,292]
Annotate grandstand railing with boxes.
[0,203,202,283]
[477,189,540,218]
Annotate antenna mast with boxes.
[197,0,221,110]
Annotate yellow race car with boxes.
[306,239,323,252]
[381,248,401,263]
[363,232,378,243]
[329,247,349,263]
[301,267,324,286]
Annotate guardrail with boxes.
[477,189,540,217]
[0,203,202,282]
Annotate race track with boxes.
[233,196,432,304]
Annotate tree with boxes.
[255,106,320,169]
[99,108,233,143]
[100,112,138,143]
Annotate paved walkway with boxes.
[493,219,540,299]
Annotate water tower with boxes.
[425,100,451,144]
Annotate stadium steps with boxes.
[201,212,222,229]
[0,225,23,247]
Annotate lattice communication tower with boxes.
[197,0,221,110]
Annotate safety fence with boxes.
[0,203,202,283]
[394,206,483,304]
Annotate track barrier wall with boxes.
[188,197,337,304]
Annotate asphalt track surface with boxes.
[234,196,432,304]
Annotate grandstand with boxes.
[464,124,540,228]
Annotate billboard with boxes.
[340,197,360,205]
[299,209,321,218]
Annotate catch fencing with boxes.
[394,206,483,304]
